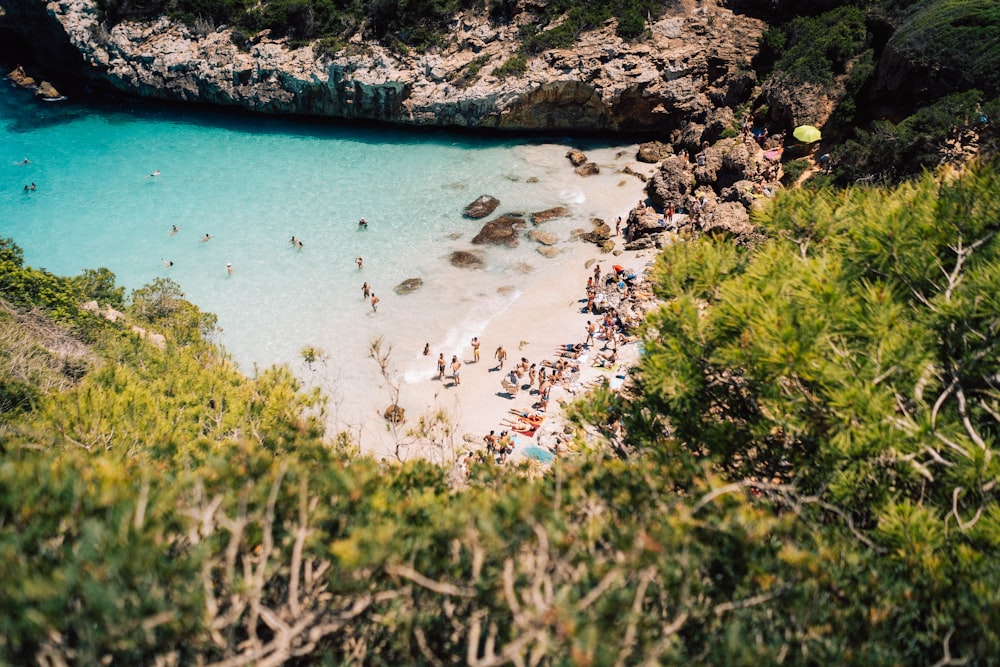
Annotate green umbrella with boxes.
[793,125,822,143]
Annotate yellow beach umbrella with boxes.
[793,124,822,143]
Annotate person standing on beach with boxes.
[586,320,596,346]
[370,293,379,312]
[437,353,446,379]
[495,345,507,370]
[451,356,462,385]
[615,216,622,236]
[423,343,430,356]
[471,337,481,363]
[362,282,370,298]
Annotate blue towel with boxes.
[523,446,555,463]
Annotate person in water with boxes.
[358,217,368,228]
[201,233,212,242]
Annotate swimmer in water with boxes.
[201,233,212,242]
[168,225,179,236]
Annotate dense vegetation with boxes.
[3,154,1000,662]
[754,0,999,184]
[97,0,660,50]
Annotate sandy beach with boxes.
[262,142,667,463]
[356,203,665,465]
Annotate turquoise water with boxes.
[1,80,643,440]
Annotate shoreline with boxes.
[351,225,664,464]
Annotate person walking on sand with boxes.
[471,337,481,363]
[451,356,462,385]
[437,353,446,379]
[423,343,430,356]
[370,293,379,312]
[362,282,370,298]
[586,320,596,346]
[356,256,364,270]
[495,345,507,370]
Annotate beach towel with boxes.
[523,445,555,463]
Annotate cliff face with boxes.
[1,0,764,132]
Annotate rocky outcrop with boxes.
[0,0,764,131]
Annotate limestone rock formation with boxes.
[637,141,673,163]
[574,162,600,177]
[394,278,424,294]
[463,195,500,219]
[566,149,588,167]
[471,215,526,246]
[527,230,558,246]
[449,250,486,269]
[0,0,765,131]
[530,207,569,225]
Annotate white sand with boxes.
[317,145,660,461]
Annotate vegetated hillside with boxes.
[2,156,1000,662]
[744,0,999,185]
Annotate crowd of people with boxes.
[445,258,654,475]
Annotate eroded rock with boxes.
[394,277,424,294]
[472,215,526,246]
[450,250,486,268]
[530,207,569,224]
[463,194,500,219]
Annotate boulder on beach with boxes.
[574,162,600,176]
[463,194,500,219]
[581,218,612,245]
[449,250,486,269]
[530,206,569,225]
[472,215,526,246]
[537,246,560,258]
[394,277,424,295]
[637,141,673,163]
[566,149,588,167]
[528,229,558,245]
[383,404,405,423]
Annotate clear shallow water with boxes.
[0,81,644,440]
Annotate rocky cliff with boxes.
[1,0,765,132]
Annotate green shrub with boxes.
[492,54,527,79]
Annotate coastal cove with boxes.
[1,82,652,455]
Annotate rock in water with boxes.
[394,278,424,294]
[449,250,486,269]
[530,207,569,224]
[463,195,500,219]
[472,215,526,246]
